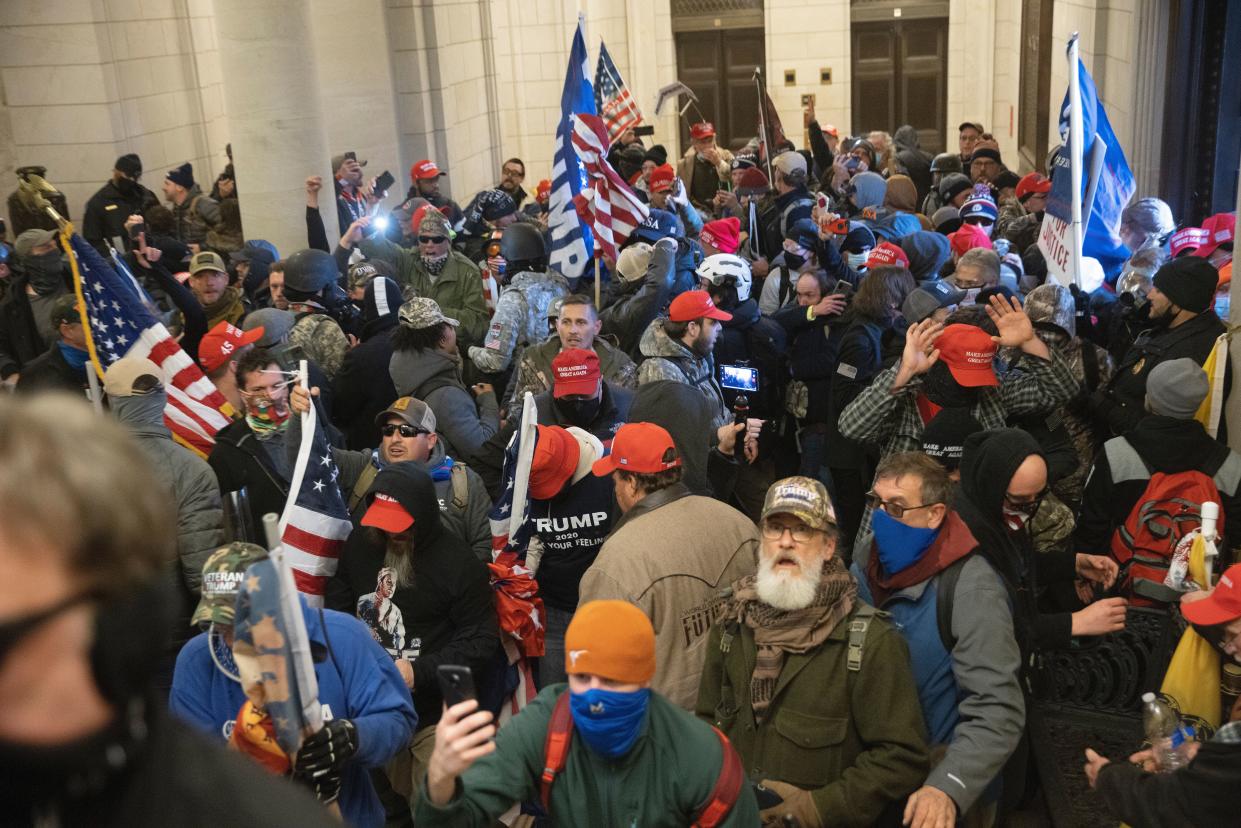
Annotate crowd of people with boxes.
[1,102,1239,828]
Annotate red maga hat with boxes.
[1181,564,1241,626]
[668,290,732,323]
[936,323,998,387]
[551,349,601,398]
[361,492,415,533]
[592,422,682,476]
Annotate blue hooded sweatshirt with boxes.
[170,601,417,828]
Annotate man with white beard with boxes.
[696,476,929,828]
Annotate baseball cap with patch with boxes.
[773,151,807,177]
[398,297,459,330]
[1170,227,1210,258]
[104,355,162,397]
[191,542,269,627]
[690,122,715,141]
[1193,213,1235,259]
[15,228,57,259]
[198,320,264,373]
[47,294,81,328]
[362,492,415,533]
[591,422,682,476]
[375,396,437,432]
[901,281,967,324]
[936,323,999,387]
[668,290,732,323]
[761,475,837,531]
[189,250,227,276]
[866,242,910,270]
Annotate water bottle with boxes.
[1141,692,1188,772]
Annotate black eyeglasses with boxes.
[418,235,447,244]
[381,423,429,438]
[865,491,940,519]
[1003,488,1048,516]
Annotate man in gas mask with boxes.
[282,248,354,381]
[0,393,340,826]
[170,543,416,825]
[82,154,159,254]
[0,228,71,386]
[839,296,1081,458]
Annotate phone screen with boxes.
[720,365,759,392]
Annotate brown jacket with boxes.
[578,483,758,709]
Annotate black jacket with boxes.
[82,179,160,254]
[532,382,633,445]
[333,326,398,450]
[206,418,290,533]
[15,342,87,394]
[825,314,895,466]
[0,273,70,379]
[327,463,500,728]
[600,239,676,359]
[1076,415,1241,559]
[713,297,787,419]
[773,304,845,424]
[1096,733,1241,828]
[1099,311,1226,436]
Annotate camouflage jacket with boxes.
[467,269,568,374]
[637,318,729,429]
[506,335,637,410]
[170,185,221,245]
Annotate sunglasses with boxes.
[1003,488,1048,516]
[864,491,940,519]
[418,235,448,244]
[963,217,994,227]
[381,423,430,438]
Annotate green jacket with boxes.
[696,605,930,827]
[415,684,760,828]
[357,237,488,347]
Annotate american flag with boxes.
[278,376,353,604]
[570,113,650,263]
[489,392,539,559]
[65,232,232,456]
[594,40,642,146]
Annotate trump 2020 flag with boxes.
[547,16,595,284]
[278,365,353,604]
[65,231,232,455]
[595,40,642,146]
[1040,35,1135,286]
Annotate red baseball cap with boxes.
[529,426,580,499]
[821,124,839,138]
[936,324,998,387]
[592,422,682,476]
[361,492,415,533]
[668,290,732,323]
[1181,564,1241,626]
[1015,173,1051,202]
[199,321,264,373]
[551,349,601,398]
[949,223,994,257]
[701,217,741,254]
[536,179,552,199]
[1193,213,1236,259]
[690,122,715,141]
[410,159,445,182]
[866,242,910,270]
[1170,227,1209,258]
[649,164,676,193]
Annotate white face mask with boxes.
[847,252,868,270]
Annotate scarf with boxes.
[423,251,449,276]
[726,559,856,721]
[201,285,245,328]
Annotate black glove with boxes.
[297,767,343,804]
[294,718,358,779]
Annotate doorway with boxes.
[850,17,948,153]
[674,29,766,153]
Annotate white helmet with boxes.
[696,254,752,302]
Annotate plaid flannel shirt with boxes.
[838,348,1081,456]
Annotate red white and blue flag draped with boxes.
[278,370,353,605]
[570,113,650,263]
[594,40,642,146]
[64,232,232,456]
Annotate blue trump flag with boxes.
[1044,37,1135,282]
[547,17,595,283]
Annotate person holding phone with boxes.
[416,600,759,826]
[677,121,734,214]
[82,153,159,255]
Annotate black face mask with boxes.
[921,362,980,408]
[0,591,94,667]
[24,251,64,294]
[115,177,139,196]
[783,253,806,271]
[556,396,602,427]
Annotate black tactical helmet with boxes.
[930,152,962,175]
[499,223,547,264]
[282,248,340,300]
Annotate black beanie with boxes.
[1153,257,1220,314]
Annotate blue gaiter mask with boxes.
[871,508,939,575]
[568,687,651,759]
[57,342,90,373]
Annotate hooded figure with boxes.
[327,462,501,730]
[898,231,952,283]
[892,125,934,206]
[849,172,887,214]
[333,277,404,449]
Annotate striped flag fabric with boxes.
[570,113,650,263]
[64,232,232,456]
[278,373,354,604]
[594,40,642,146]
[547,16,595,283]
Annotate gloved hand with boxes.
[294,718,358,780]
[758,779,823,828]
[299,767,343,804]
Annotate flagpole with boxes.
[1068,33,1085,289]
[754,67,774,186]
[594,251,601,308]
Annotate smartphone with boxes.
[373,170,396,196]
[633,125,656,137]
[437,664,477,707]
[720,364,759,392]
[815,193,831,211]
[832,281,854,297]
[129,220,146,241]
[845,157,861,172]
[824,217,849,235]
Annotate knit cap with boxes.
[564,600,656,683]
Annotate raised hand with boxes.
[894,319,944,389]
